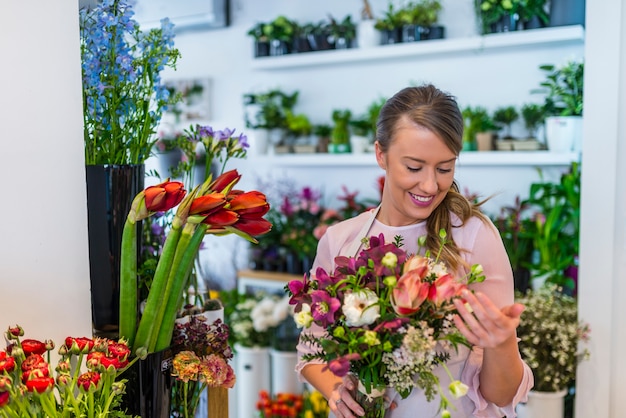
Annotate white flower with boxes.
[449,380,469,398]
[252,296,279,331]
[342,289,380,327]
[294,304,314,328]
[272,295,293,324]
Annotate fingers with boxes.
[330,382,364,417]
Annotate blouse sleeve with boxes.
[458,217,534,417]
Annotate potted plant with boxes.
[515,285,590,417]
[517,0,549,29]
[349,116,372,153]
[475,0,521,34]
[357,0,380,48]
[243,88,299,152]
[398,0,444,42]
[247,21,270,57]
[492,105,519,139]
[313,123,332,153]
[329,109,352,153]
[264,15,297,56]
[327,15,357,49]
[535,59,584,152]
[374,3,404,44]
[462,106,497,151]
[285,111,315,153]
[520,102,546,140]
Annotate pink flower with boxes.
[326,353,361,377]
[311,290,341,327]
[391,269,429,315]
[428,274,466,306]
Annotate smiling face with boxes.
[375,115,457,226]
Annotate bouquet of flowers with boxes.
[170,316,235,418]
[515,285,590,392]
[0,325,139,417]
[287,232,485,417]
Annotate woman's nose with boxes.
[420,171,438,194]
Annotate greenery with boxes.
[462,106,497,145]
[374,3,404,31]
[522,162,581,289]
[492,105,519,138]
[80,0,181,165]
[399,0,443,27]
[475,0,518,33]
[328,15,357,42]
[516,285,590,392]
[517,0,549,26]
[521,103,546,138]
[285,111,313,137]
[243,89,299,130]
[536,60,585,116]
[331,109,352,145]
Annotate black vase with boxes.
[85,164,145,339]
[549,0,586,27]
[121,348,173,418]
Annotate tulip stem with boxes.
[133,223,182,353]
[119,217,137,346]
[154,222,208,352]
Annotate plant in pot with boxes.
[474,0,521,34]
[348,116,373,154]
[328,15,357,49]
[264,15,297,56]
[534,59,584,152]
[247,21,271,57]
[243,88,299,152]
[462,106,497,151]
[313,123,332,153]
[515,285,590,418]
[285,110,314,153]
[398,0,444,42]
[515,102,547,150]
[492,105,519,139]
[329,109,352,153]
[517,0,549,29]
[374,2,404,44]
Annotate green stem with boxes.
[133,223,182,353]
[119,217,138,346]
[154,223,208,351]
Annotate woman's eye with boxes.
[407,166,421,172]
[437,168,452,174]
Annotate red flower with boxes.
[0,391,9,407]
[21,354,47,371]
[77,371,101,392]
[107,342,131,361]
[22,366,49,383]
[21,339,47,356]
[145,180,186,212]
[189,193,227,217]
[208,169,241,193]
[0,356,15,374]
[65,337,94,353]
[25,377,54,393]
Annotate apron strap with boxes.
[342,205,381,258]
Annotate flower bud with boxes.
[7,325,24,339]
[449,380,469,398]
[381,252,398,269]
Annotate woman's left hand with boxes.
[453,290,525,349]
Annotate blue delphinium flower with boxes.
[80,0,180,165]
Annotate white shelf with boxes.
[250,25,585,71]
[250,151,580,167]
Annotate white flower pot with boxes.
[357,20,380,48]
[516,389,567,418]
[544,116,583,152]
[234,344,270,418]
[350,135,370,153]
[270,349,303,395]
[249,129,270,155]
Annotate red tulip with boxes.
[203,209,239,227]
[0,390,9,407]
[391,269,429,315]
[144,180,186,212]
[229,191,270,216]
[21,339,47,356]
[232,217,272,237]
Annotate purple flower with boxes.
[310,290,341,327]
[325,353,361,377]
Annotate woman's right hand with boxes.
[329,374,365,418]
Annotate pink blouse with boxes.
[295,209,533,417]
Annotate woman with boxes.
[295,84,533,417]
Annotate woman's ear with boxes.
[375,141,386,170]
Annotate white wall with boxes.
[0,2,92,343]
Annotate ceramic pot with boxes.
[516,389,567,418]
[234,344,271,418]
[357,20,379,48]
[544,116,583,152]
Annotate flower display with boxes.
[80,0,181,165]
[256,390,330,418]
[221,291,295,350]
[515,285,590,392]
[0,325,140,417]
[170,316,235,418]
[287,232,485,417]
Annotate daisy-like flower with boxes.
[294,304,314,329]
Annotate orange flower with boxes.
[145,180,186,212]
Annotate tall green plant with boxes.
[536,60,584,116]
